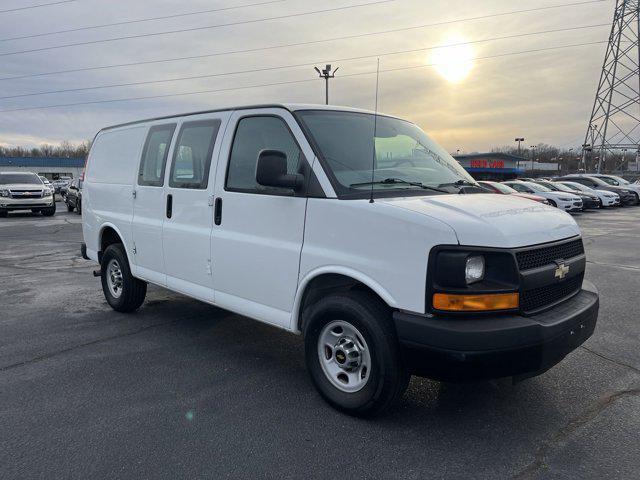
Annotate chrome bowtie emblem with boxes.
[555,263,570,280]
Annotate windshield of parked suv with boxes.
[550,182,578,193]
[598,176,619,186]
[297,110,475,195]
[522,181,551,192]
[609,175,630,185]
[484,181,517,194]
[0,173,42,185]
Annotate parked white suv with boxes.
[0,171,56,217]
[81,104,599,416]
[503,181,583,212]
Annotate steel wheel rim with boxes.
[317,320,371,393]
[106,259,124,299]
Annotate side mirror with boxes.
[255,150,304,191]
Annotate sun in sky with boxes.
[431,37,475,84]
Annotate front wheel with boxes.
[303,292,409,417]
[41,205,56,216]
[66,203,74,212]
[100,243,147,313]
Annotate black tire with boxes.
[100,243,147,313]
[0,209,7,218]
[76,200,82,215]
[41,204,56,216]
[66,203,74,212]
[548,199,557,208]
[303,291,409,417]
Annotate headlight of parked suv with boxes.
[558,196,572,201]
[0,189,9,197]
[43,187,53,196]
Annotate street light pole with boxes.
[530,145,537,174]
[314,65,339,105]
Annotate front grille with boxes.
[520,273,584,312]
[10,189,43,199]
[516,238,584,271]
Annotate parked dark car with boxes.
[532,180,600,209]
[556,175,639,206]
[64,178,82,214]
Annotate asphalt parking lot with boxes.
[1,203,639,479]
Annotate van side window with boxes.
[168,120,221,189]
[138,124,176,187]
[226,116,303,194]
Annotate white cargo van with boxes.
[82,104,599,416]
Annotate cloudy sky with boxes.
[0,0,613,152]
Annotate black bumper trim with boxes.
[394,280,599,381]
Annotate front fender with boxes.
[291,265,398,333]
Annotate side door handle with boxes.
[166,194,173,219]
[214,197,222,225]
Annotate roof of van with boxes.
[101,103,393,132]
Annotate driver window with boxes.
[226,116,303,194]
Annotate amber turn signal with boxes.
[433,292,519,312]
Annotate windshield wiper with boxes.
[350,178,448,193]
[438,179,478,188]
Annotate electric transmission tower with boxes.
[583,0,640,173]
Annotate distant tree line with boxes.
[0,140,91,158]
[492,143,638,174]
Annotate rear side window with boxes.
[226,116,303,194]
[169,119,221,189]
[138,124,176,186]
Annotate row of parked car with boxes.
[478,173,640,213]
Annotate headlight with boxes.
[0,189,9,197]
[558,196,572,201]
[43,187,53,195]
[465,255,485,284]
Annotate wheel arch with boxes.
[292,267,397,334]
[98,223,130,265]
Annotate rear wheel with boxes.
[100,243,147,312]
[66,203,74,212]
[303,291,409,417]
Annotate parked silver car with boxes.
[0,171,56,217]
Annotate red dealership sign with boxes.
[470,159,505,169]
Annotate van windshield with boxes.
[297,110,475,195]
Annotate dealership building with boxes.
[454,153,527,180]
[0,157,85,180]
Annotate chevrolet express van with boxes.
[82,104,599,416]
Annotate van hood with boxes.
[381,194,580,248]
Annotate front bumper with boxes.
[581,197,600,209]
[394,280,599,381]
[0,195,54,210]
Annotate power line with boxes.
[0,0,75,14]
[0,40,608,114]
[0,23,610,100]
[0,0,395,58]
[0,0,611,82]
[0,0,285,43]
